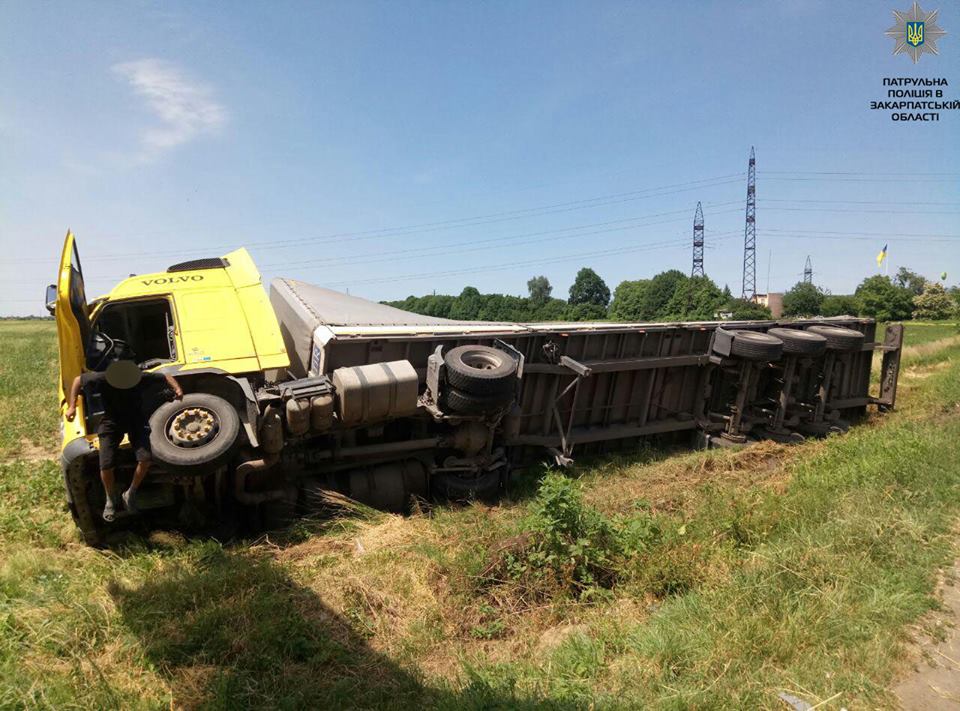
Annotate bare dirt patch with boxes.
[0,437,58,465]
[895,559,960,710]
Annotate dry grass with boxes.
[901,334,960,364]
[582,440,804,517]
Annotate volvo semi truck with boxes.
[49,231,903,545]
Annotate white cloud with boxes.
[113,58,226,161]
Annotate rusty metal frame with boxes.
[872,323,904,409]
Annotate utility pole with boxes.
[741,146,757,300]
[691,202,704,277]
[803,256,813,284]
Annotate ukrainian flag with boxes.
[876,244,888,267]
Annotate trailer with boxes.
[49,233,903,544]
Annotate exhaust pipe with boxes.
[234,456,285,505]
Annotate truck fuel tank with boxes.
[331,360,419,427]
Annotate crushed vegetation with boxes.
[3,321,960,708]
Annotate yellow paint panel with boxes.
[55,231,87,399]
[176,290,257,364]
[176,356,264,374]
[235,284,289,370]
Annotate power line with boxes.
[256,206,743,271]
[763,198,960,207]
[762,227,960,239]
[761,176,958,183]
[760,170,960,176]
[11,171,957,266]
[768,232,959,244]
[763,206,960,215]
[318,236,713,288]
[27,206,746,285]
[12,173,747,264]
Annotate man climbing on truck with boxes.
[65,360,183,521]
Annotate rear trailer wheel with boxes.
[149,393,240,468]
[767,327,828,356]
[806,325,865,352]
[444,345,517,396]
[729,330,784,361]
[441,387,513,415]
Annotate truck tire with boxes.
[806,325,864,352]
[767,327,827,356]
[433,470,502,502]
[444,345,517,396]
[728,330,784,361]
[441,386,513,415]
[149,393,240,469]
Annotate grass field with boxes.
[1,319,959,709]
[894,320,959,348]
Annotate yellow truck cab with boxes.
[52,231,291,542]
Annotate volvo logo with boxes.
[140,275,205,286]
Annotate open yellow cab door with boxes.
[53,231,91,429]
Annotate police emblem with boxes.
[886,2,946,62]
[906,21,924,47]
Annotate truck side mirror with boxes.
[45,284,57,314]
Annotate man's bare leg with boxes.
[123,460,150,513]
[100,468,118,521]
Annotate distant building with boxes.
[752,292,784,318]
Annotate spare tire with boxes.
[444,345,517,396]
[729,330,784,361]
[441,387,513,415]
[149,393,240,469]
[806,325,865,352]
[767,327,827,356]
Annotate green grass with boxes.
[0,320,59,458]
[1,319,959,708]
[897,320,959,348]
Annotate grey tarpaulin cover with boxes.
[270,278,485,376]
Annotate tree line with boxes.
[781,267,959,321]
[386,267,771,322]
[387,266,960,323]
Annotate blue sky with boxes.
[2,0,958,316]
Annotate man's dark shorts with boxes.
[97,420,151,470]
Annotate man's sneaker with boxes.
[122,488,139,515]
[103,497,116,522]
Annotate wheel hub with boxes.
[168,407,219,447]
[463,354,499,370]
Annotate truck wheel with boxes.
[441,386,513,415]
[149,393,240,469]
[767,328,827,356]
[806,325,865,352]
[728,330,784,361]
[433,470,502,502]
[444,345,517,396]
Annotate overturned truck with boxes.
[51,236,903,545]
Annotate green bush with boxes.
[501,473,623,597]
